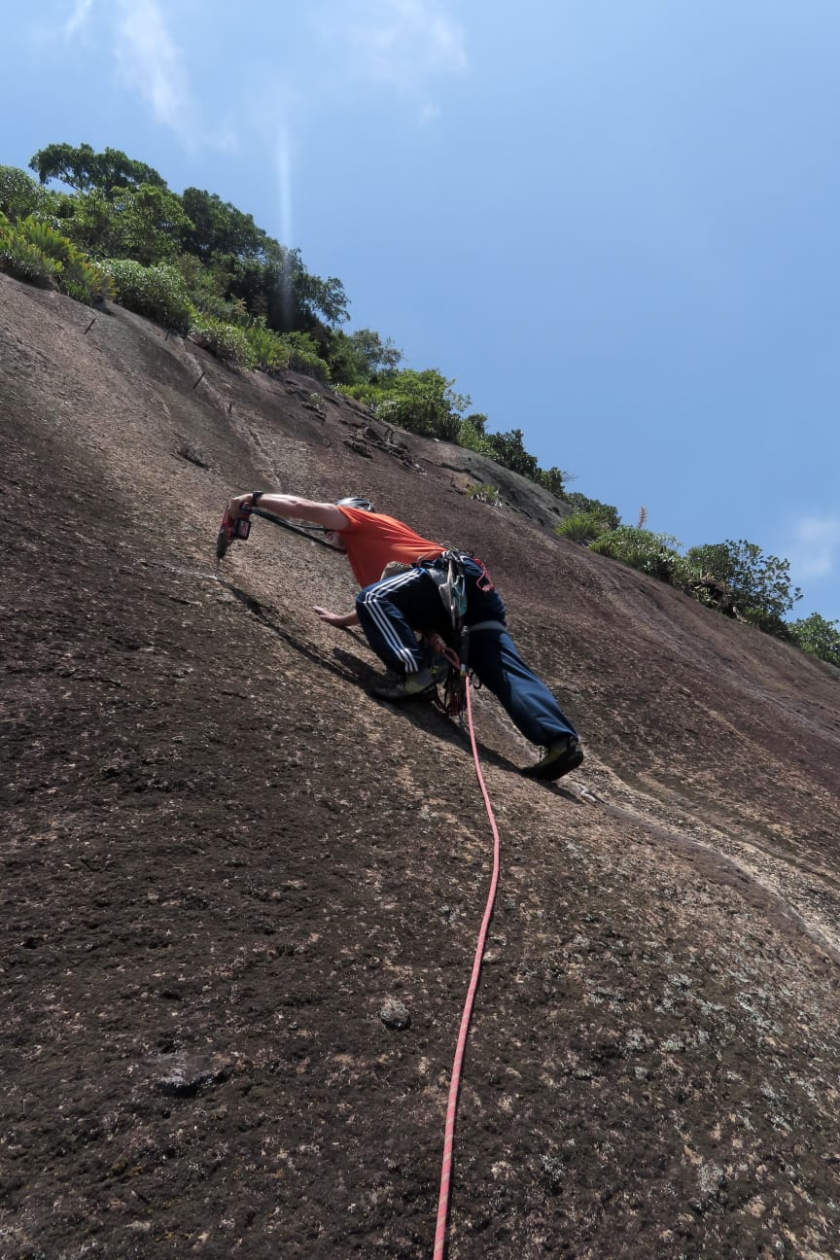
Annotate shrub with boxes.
[589,526,689,585]
[18,215,75,263]
[458,413,496,457]
[555,510,613,545]
[281,331,330,380]
[193,292,250,326]
[349,368,464,439]
[0,214,111,303]
[0,165,52,222]
[102,258,194,331]
[373,388,460,440]
[459,417,568,496]
[562,492,621,530]
[243,321,291,373]
[190,315,255,367]
[60,254,114,304]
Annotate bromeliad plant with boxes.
[466,482,501,506]
[0,214,113,303]
[555,510,615,545]
[0,219,61,287]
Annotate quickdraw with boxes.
[425,630,469,719]
[423,550,494,720]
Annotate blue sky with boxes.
[2,1,839,623]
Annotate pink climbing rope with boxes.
[433,675,502,1259]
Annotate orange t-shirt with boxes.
[336,507,445,588]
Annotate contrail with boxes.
[275,119,295,328]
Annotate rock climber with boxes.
[224,491,584,781]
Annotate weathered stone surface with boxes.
[2,272,839,1260]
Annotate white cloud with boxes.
[114,0,194,142]
[321,0,468,100]
[786,514,840,580]
[64,0,94,38]
[58,0,236,151]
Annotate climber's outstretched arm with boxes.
[226,493,347,532]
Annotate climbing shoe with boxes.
[521,736,584,781]
[370,669,437,702]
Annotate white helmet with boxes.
[336,496,374,512]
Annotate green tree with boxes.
[325,327,403,385]
[685,539,802,633]
[280,249,349,329]
[536,466,566,497]
[483,428,539,479]
[787,613,840,668]
[180,188,280,262]
[26,143,348,360]
[224,248,349,333]
[458,413,495,456]
[65,185,193,265]
[29,143,166,194]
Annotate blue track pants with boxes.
[355,557,578,748]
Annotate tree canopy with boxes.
[65,185,194,266]
[787,613,840,668]
[179,188,280,263]
[0,164,54,221]
[30,143,166,195]
[686,539,802,634]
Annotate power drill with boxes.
[215,503,253,561]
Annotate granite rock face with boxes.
[2,271,839,1260]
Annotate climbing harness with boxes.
[426,550,469,626]
[424,550,494,628]
[422,551,495,720]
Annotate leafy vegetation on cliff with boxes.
[570,521,839,664]
[0,145,561,494]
